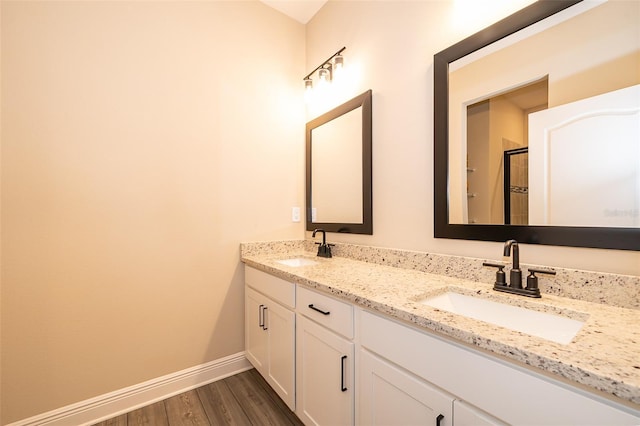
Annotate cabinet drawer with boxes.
[245,266,295,309]
[297,286,353,339]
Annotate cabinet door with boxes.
[245,286,296,410]
[453,400,506,426]
[359,349,453,426]
[265,297,296,410]
[245,287,268,371]
[297,316,354,426]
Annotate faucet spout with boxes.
[503,239,519,269]
[312,228,326,246]
[503,239,522,289]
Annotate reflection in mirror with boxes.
[434,0,640,250]
[528,84,640,228]
[312,107,363,223]
[465,78,548,225]
[306,90,372,234]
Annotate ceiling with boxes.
[260,0,328,24]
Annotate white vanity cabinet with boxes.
[359,312,504,426]
[243,265,639,426]
[359,310,640,426]
[359,348,455,426]
[296,286,355,426]
[244,267,296,410]
[359,348,503,426]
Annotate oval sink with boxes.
[276,258,319,267]
[419,291,586,344]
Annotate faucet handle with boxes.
[528,267,556,276]
[525,268,555,293]
[314,242,335,247]
[482,262,507,286]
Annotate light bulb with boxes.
[334,54,344,71]
[318,67,329,82]
[304,78,313,103]
[333,54,344,81]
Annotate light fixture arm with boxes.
[303,46,346,81]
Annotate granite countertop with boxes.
[241,250,640,408]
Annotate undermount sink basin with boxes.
[419,291,586,344]
[276,258,319,267]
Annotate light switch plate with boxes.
[292,207,301,222]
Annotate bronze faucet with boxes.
[483,239,555,298]
[312,229,333,258]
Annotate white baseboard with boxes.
[8,352,252,426]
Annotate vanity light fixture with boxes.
[303,46,346,92]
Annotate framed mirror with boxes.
[434,0,640,250]
[306,90,373,234]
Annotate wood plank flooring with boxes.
[92,369,303,426]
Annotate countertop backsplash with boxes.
[240,240,639,310]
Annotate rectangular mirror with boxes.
[306,90,373,234]
[434,0,640,250]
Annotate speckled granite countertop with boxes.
[241,248,640,408]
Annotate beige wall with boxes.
[0,1,304,423]
[489,97,524,223]
[467,101,490,224]
[466,97,526,225]
[3,0,639,423]
[305,1,640,276]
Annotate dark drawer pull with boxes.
[341,355,348,392]
[262,306,268,330]
[308,304,330,315]
[436,414,444,426]
[258,304,265,328]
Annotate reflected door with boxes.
[529,85,640,227]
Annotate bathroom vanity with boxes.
[242,241,640,425]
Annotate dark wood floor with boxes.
[92,369,303,426]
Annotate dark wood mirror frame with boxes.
[306,89,373,234]
[434,0,640,251]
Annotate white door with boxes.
[359,349,453,426]
[528,84,640,226]
[296,316,354,426]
